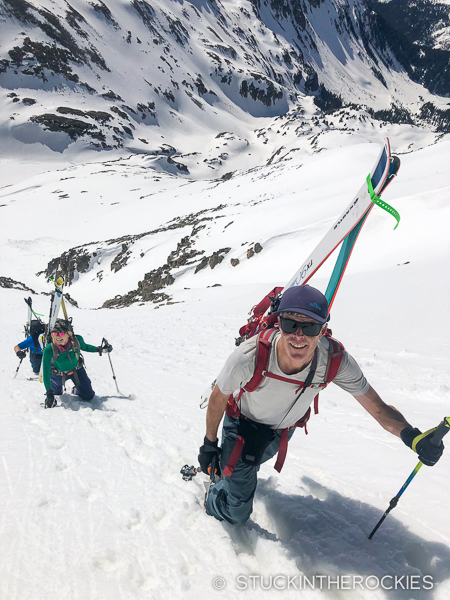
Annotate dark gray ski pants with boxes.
[205,415,296,525]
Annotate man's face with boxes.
[277,312,326,368]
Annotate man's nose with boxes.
[292,326,305,338]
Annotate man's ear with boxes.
[319,325,327,339]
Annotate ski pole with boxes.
[369,416,450,539]
[102,338,120,394]
[14,357,24,379]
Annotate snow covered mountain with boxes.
[1,0,450,185]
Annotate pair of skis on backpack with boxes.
[199,139,401,411]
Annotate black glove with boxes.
[198,437,221,474]
[45,390,57,409]
[98,343,113,355]
[401,426,444,466]
[16,350,27,360]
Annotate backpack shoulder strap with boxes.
[31,334,39,353]
[51,343,59,363]
[243,328,277,393]
[324,332,345,383]
[71,334,81,357]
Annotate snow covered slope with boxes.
[1,138,449,599]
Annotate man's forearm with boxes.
[355,386,411,437]
[375,404,411,436]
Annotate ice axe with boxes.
[181,454,222,504]
[369,416,450,539]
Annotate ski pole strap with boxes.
[366,174,400,230]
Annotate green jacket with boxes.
[42,334,98,391]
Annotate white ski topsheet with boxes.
[48,288,63,332]
[282,139,391,292]
[26,298,32,336]
[38,287,64,380]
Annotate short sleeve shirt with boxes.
[216,331,369,429]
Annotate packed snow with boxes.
[1,133,449,600]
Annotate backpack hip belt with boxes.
[223,328,344,477]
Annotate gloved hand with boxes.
[98,342,113,355]
[401,426,444,466]
[45,390,57,409]
[198,436,221,474]
[16,350,27,360]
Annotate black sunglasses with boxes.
[279,316,323,337]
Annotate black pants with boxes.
[51,367,95,401]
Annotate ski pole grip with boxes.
[429,417,450,446]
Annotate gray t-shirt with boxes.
[216,331,369,429]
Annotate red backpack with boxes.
[223,287,345,477]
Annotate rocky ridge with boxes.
[42,202,264,308]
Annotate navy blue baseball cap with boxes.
[276,285,329,324]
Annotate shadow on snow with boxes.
[225,476,450,599]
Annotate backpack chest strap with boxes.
[263,371,310,393]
